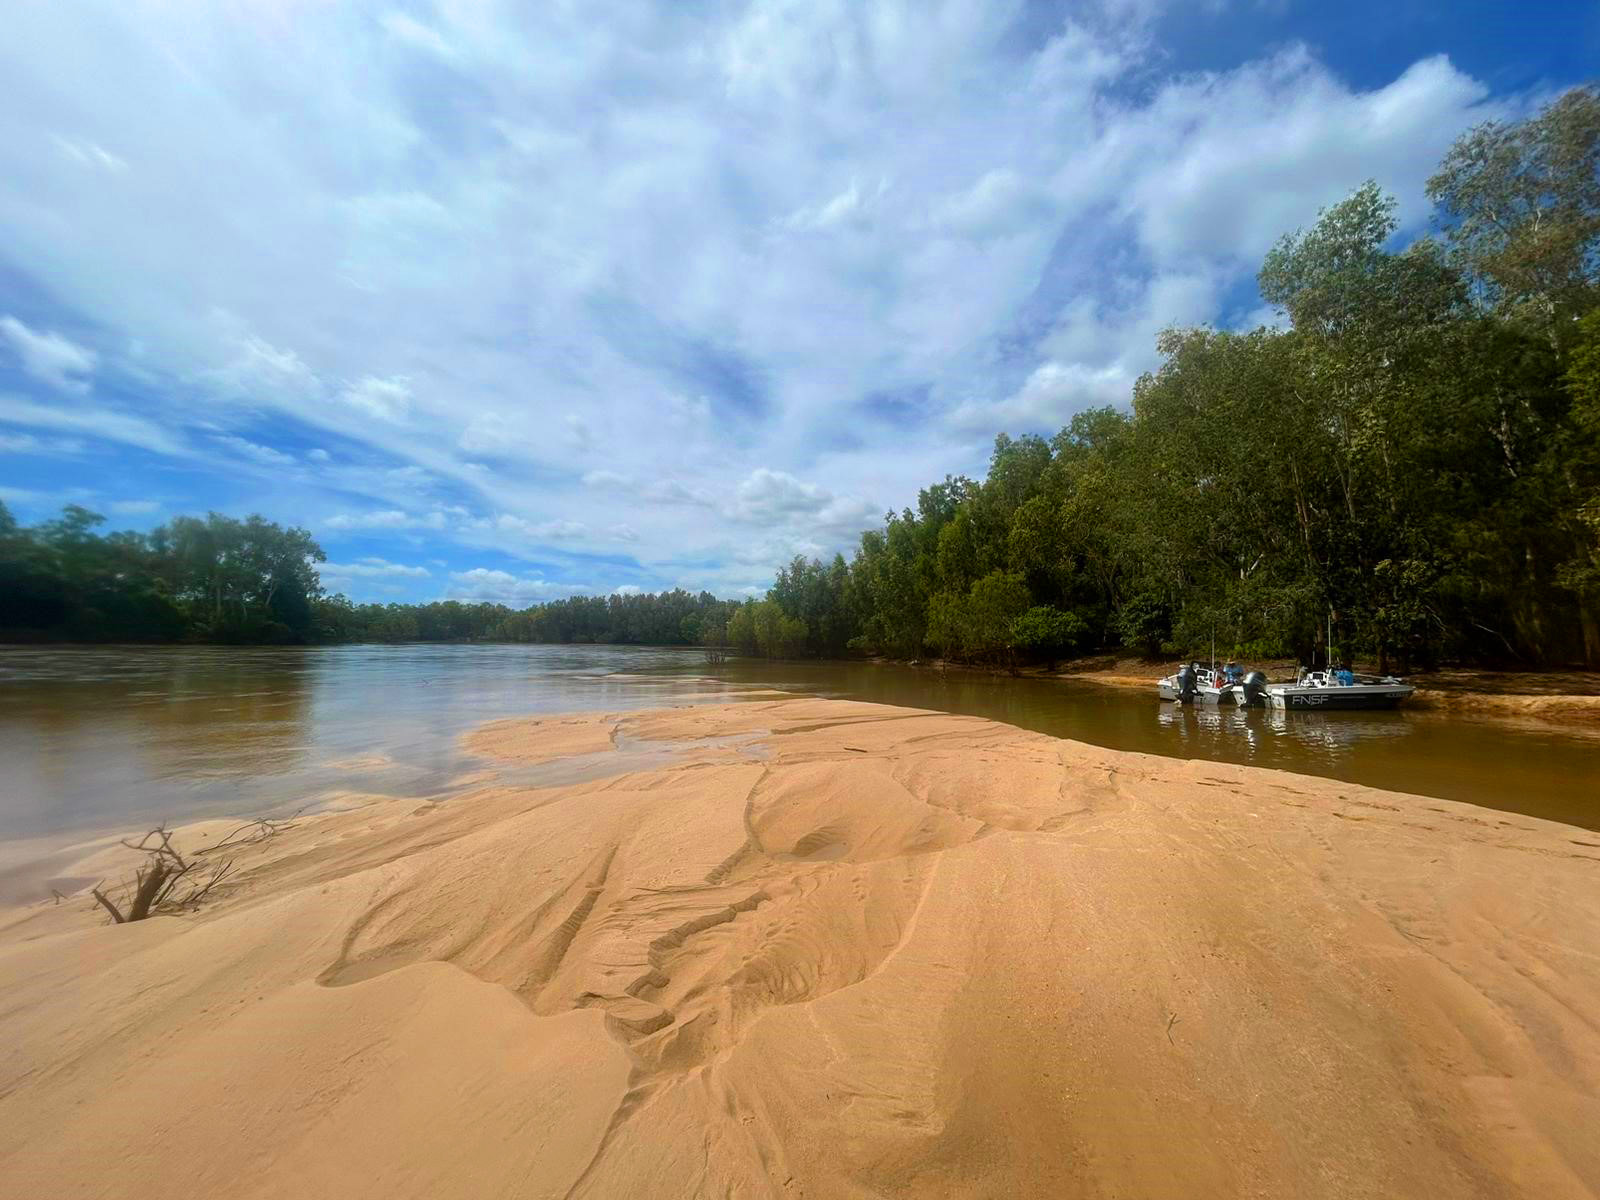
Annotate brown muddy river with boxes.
[1,644,1597,844]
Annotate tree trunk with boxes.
[127,862,170,922]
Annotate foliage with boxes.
[1011,606,1087,668]
[1427,87,1600,341]
[5,88,1598,667]
[831,87,1600,671]
[1,506,318,643]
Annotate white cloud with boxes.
[959,361,1133,433]
[324,509,448,531]
[564,414,594,451]
[0,431,86,455]
[322,556,431,580]
[731,468,825,519]
[0,316,97,394]
[0,485,51,505]
[445,567,591,606]
[213,434,295,467]
[108,498,160,515]
[1115,52,1494,267]
[211,332,320,402]
[339,375,411,422]
[781,178,889,233]
[458,413,510,454]
[380,12,458,60]
[728,468,873,534]
[0,2,1510,593]
[53,135,127,173]
[0,395,183,455]
[929,169,1047,240]
[479,514,589,541]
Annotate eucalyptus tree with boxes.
[1427,85,1600,344]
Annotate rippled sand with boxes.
[2,698,1598,1198]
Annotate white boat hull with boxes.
[1158,675,1233,704]
[1265,684,1414,710]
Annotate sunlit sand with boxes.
[2,698,1597,1197]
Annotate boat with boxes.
[1157,664,1237,705]
[1264,668,1415,710]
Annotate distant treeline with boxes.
[4,89,1598,667]
[0,505,742,647]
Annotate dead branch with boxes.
[126,860,174,922]
[193,811,303,857]
[118,824,187,872]
[170,860,237,909]
[90,883,126,924]
[152,860,197,908]
[90,812,282,924]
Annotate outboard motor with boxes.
[1240,670,1268,708]
[1176,663,1197,704]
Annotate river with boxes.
[2,644,1596,845]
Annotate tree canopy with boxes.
[4,87,1597,668]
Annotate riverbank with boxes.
[2,698,1597,1197]
[1028,653,1600,725]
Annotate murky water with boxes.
[1,644,1596,842]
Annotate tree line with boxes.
[747,87,1600,671]
[0,505,744,647]
[3,89,1596,668]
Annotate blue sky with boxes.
[1,0,1593,605]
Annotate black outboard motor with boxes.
[1176,662,1197,703]
[1240,670,1268,707]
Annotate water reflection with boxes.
[1155,703,1414,761]
[1,644,1597,839]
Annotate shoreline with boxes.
[877,652,1600,726]
[3,698,1598,1197]
[8,638,1597,727]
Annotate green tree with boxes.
[1427,85,1600,342]
[963,570,1031,670]
[1011,606,1087,669]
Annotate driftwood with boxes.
[86,815,287,924]
[192,813,302,857]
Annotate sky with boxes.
[1,1,1595,605]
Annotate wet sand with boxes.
[1,698,1598,1198]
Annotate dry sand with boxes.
[2,698,1598,1198]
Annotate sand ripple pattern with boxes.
[2,698,1598,1199]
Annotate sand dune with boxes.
[2,698,1598,1198]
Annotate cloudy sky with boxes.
[1,1,1593,604]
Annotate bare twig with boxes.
[171,860,237,909]
[92,819,266,923]
[152,861,197,908]
[118,824,187,871]
[1165,1013,1180,1045]
[89,883,126,924]
[193,811,303,857]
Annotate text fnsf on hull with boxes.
[1265,670,1415,710]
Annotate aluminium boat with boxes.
[1264,669,1415,710]
[1157,664,1235,704]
